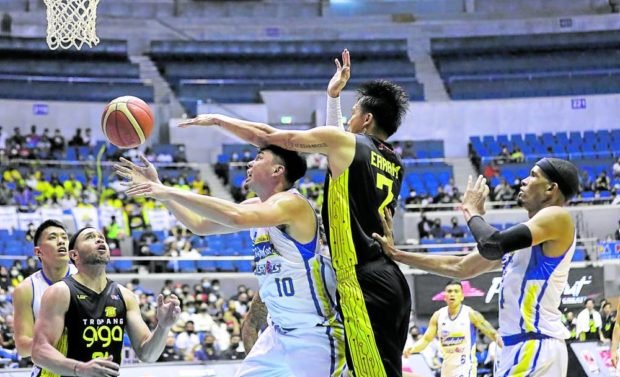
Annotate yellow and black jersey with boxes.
[33,276,127,377]
[322,134,403,270]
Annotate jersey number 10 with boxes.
[275,277,295,297]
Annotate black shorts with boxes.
[336,257,412,377]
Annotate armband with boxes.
[467,216,533,260]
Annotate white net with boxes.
[44,0,100,50]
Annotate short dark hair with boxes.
[34,219,66,247]
[445,280,463,289]
[356,80,409,137]
[260,145,307,188]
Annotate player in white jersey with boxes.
[610,301,620,374]
[12,220,77,365]
[404,281,501,377]
[373,157,580,377]
[117,145,347,377]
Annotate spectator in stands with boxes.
[448,217,465,238]
[9,128,25,147]
[0,288,13,319]
[494,179,515,202]
[82,128,96,149]
[0,268,9,291]
[483,160,500,180]
[443,178,456,197]
[468,144,482,175]
[578,169,591,193]
[103,215,122,254]
[68,128,85,147]
[38,129,51,158]
[614,220,620,241]
[0,126,7,148]
[50,129,65,157]
[158,333,183,362]
[594,171,611,192]
[430,218,446,239]
[405,189,421,206]
[194,334,220,361]
[613,158,620,178]
[175,320,200,358]
[221,334,245,360]
[22,257,37,278]
[511,147,524,163]
[138,224,159,251]
[562,311,577,341]
[0,13,11,35]
[241,149,252,163]
[432,186,451,204]
[13,185,36,212]
[417,213,433,239]
[495,145,512,165]
[24,223,36,243]
[576,298,605,342]
[393,141,403,156]
[26,125,39,147]
[0,314,16,357]
[174,145,188,163]
[601,302,615,342]
[0,182,11,205]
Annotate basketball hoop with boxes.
[44,0,100,50]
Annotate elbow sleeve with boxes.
[468,216,533,260]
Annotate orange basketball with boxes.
[101,96,154,149]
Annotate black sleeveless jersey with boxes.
[35,276,127,377]
[322,134,403,270]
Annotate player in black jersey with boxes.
[180,72,411,376]
[32,227,181,377]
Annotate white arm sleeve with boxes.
[325,95,344,129]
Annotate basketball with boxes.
[101,96,154,149]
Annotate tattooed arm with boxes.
[241,293,269,353]
[470,309,503,348]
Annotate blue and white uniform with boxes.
[495,236,576,376]
[437,305,477,377]
[236,189,347,377]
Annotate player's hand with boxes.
[76,356,120,377]
[125,181,171,202]
[495,333,504,348]
[372,207,406,262]
[611,350,618,368]
[178,114,220,128]
[327,49,351,98]
[403,347,418,358]
[114,154,160,185]
[155,294,181,329]
[461,175,490,219]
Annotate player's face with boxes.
[245,151,281,191]
[35,226,70,265]
[444,284,464,306]
[72,228,110,266]
[347,103,370,134]
[517,166,552,209]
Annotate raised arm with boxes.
[470,310,503,348]
[123,288,180,362]
[178,114,277,147]
[241,292,268,353]
[32,283,120,377]
[325,49,351,129]
[404,312,438,357]
[13,278,35,356]
[372,208,501,279]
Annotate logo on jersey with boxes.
[104,306,117,318]
[441,332,466,347]
[77,294,88,300]
[255,260,282,276]
[253,234,279,261]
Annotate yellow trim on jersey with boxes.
[331,324,347,377]
[310,258,335,320]
[521,283,541,332]
[507,339,538,376]
[40,329,68,377]
[327,170,386,377]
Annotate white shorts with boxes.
[235,325,347,377]
[495,337,567,377]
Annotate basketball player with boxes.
[404,280,502,377]
[31,227,181,377]
[178,78,411,377]
[610,301,620,370]
[374,158,580,376]
[13,220,77,361]
[116,147,347,376]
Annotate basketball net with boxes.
[44,0,100,50]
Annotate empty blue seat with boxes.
[197,260,217,272]
[235,261,254,272]
[149,242,165,256]
[113,260,134,273]
[216,260,236,271]
[177,260,197,273]
[572,248,586,261]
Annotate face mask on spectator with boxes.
[212,284,220,291]
[10,269,18,277]
[187,307,196,314]
[202,282,211,289]
[0,294,6,302]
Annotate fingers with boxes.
[178,118,197,128]
[377,209,390,233]
[157,294,164,306]
[466,175,473,192]
[371,233,385,244]
[343,48,350,67]
[125,183,152,197]
[139,153,151,166]
[334,58,341,70]
[474,175,484,191]
[383,207,393,229]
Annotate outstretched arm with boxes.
[470,310,503,348]
[13,278,35,356]
[179,114,277,147]
[326,49,351,129]
[405,313,438,357]
[372,208,501,279]
[241,292,268,353]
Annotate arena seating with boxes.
[0,37,154,102]
[148,39,424,115]
[432,30,620,99]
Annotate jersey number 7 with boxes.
[376,172,394,215]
